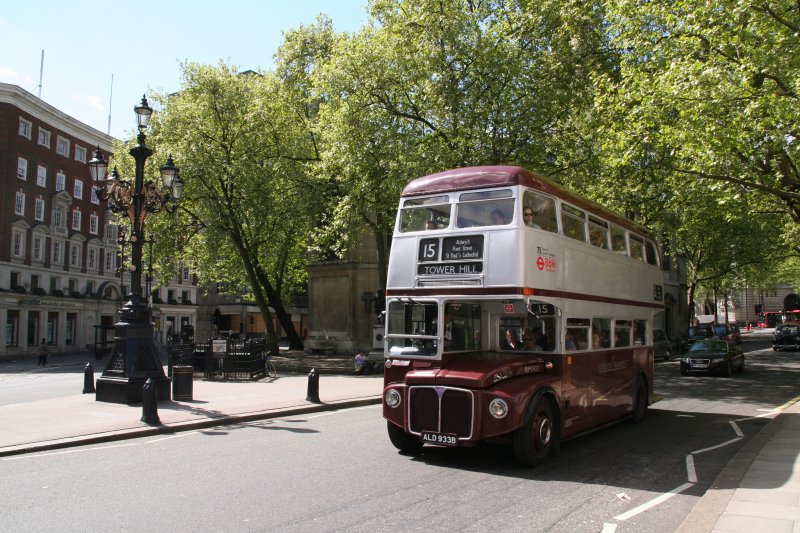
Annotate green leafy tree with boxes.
[147,62,317,353]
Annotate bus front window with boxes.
[386,300,439,356]
[456,190,515,228]
[399,196,451,232]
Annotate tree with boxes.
[599,0,800,220]
[314,0,607,283]
[147,62,318,353]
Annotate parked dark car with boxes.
[772,322,800,351]
[686,325,714,349]
[713,323,742,345]
[680,339,745,377]
[653,329,672,360]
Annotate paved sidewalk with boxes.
[0,352,382,457]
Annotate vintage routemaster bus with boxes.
[381,166,664,466]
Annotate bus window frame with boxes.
[456,189,515,228]
[399,195,452,233]
[561,203,587,243]
[588,216,610,250]
[522,190,558,232]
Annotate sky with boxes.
[0,0,368,140]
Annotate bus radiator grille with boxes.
[408,386,474,440]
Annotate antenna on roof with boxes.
[107,73,114,136]
[35,50,44,98]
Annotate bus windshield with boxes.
[386,300,438,356]
[399,196,450,232]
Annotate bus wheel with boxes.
[387,422,423,454]
[513,397,555,467]
[630,378,648,424]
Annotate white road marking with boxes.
[614,483,694,521]
[2,442,137,461]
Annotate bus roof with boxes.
[402,165,655,240]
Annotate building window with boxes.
[183,266,190,281]
[32,236,44,261]
[89,213,99,234]
[88,247,98,270]
[53,206,65,230]
[35,198,45,221]
[15,191,25,216]
[31,274,40,290]
[75,145,87,162]
[56,172,66,192]
[17,157,27,179]
[105,249,115,272]
[52,241,63,264]
[91,185,100,204]
[74,179,83,200]
[38,128,51,148]
[104,224,117,242]
[37,165,47,187]
[19,118,32,139]
[70,243,81,267]
[71,209,82,231]
[12,231,25,258]
[56,136,70,156]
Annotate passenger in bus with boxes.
[565,331,578,351]
[592,330,602,349]
[612,235,627,254]
[501,329,519,350]
[491,210,507,225]
[425,220,436,230]
[522,328,541,351]
[522,208,541,229]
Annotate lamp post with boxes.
[88,95,184,404]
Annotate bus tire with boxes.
[630,377,648,424]
[387,422,423,454]
[513,396,555,467]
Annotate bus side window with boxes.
[589,216,609,250]
[645,240,660,266]
[633,320,647,345]
[610,224,627,255]
[592,318,611,348]
[561,204,587,242]
[522,190,557,232]
[565,318,590,350]
[629,235,645,261]
[614,320,631,347]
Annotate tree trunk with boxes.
[255,264,304,350]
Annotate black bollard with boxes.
[306,368,320,403]
[82,363,96,394]
[141,378,161,425]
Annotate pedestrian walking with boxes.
[37,338,49,366]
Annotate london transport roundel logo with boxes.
[537,257,545,270]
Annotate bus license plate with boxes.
[421,431,458,446]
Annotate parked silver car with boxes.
[654,329,672,360]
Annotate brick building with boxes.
[0,83,196,358]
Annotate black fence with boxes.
[167,341,196,378]
[194,339,267,381]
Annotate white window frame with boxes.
[88,247,98,270]
[75,145,87,163]
[52,240,63,265]
[32,235,44,262]
[91,184,100,204]
[37,165,47,187]
[71,209,82,231]
[35,198,45,221]
[56,172,66,192]
[19,118,32,139]
[12,230,25,258]
[17,157,27,179]
[15,191,25,215]
[89,213,99,235]
[105,248,116,272]
[56,136,70,157]
[38,128,51,148]
[70,243,81,267]
[74,179,83,200]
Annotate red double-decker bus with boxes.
[381,166,664,466]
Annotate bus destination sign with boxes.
[418,235,485,263]
[418,262,483,275]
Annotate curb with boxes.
[675,410,790,533]
[0,396,381,458]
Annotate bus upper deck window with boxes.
[588,216,610,250]
[645,240,659,266]
[399,196,450,232]
[629,235,645,261]
[561,204,587,242]
[522,190,557,232]
[456,189,514,228]
[610,224,627,254]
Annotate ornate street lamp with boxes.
[88,95,184,404]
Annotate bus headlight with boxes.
[489,398,509,419]
[385,389,402,408]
